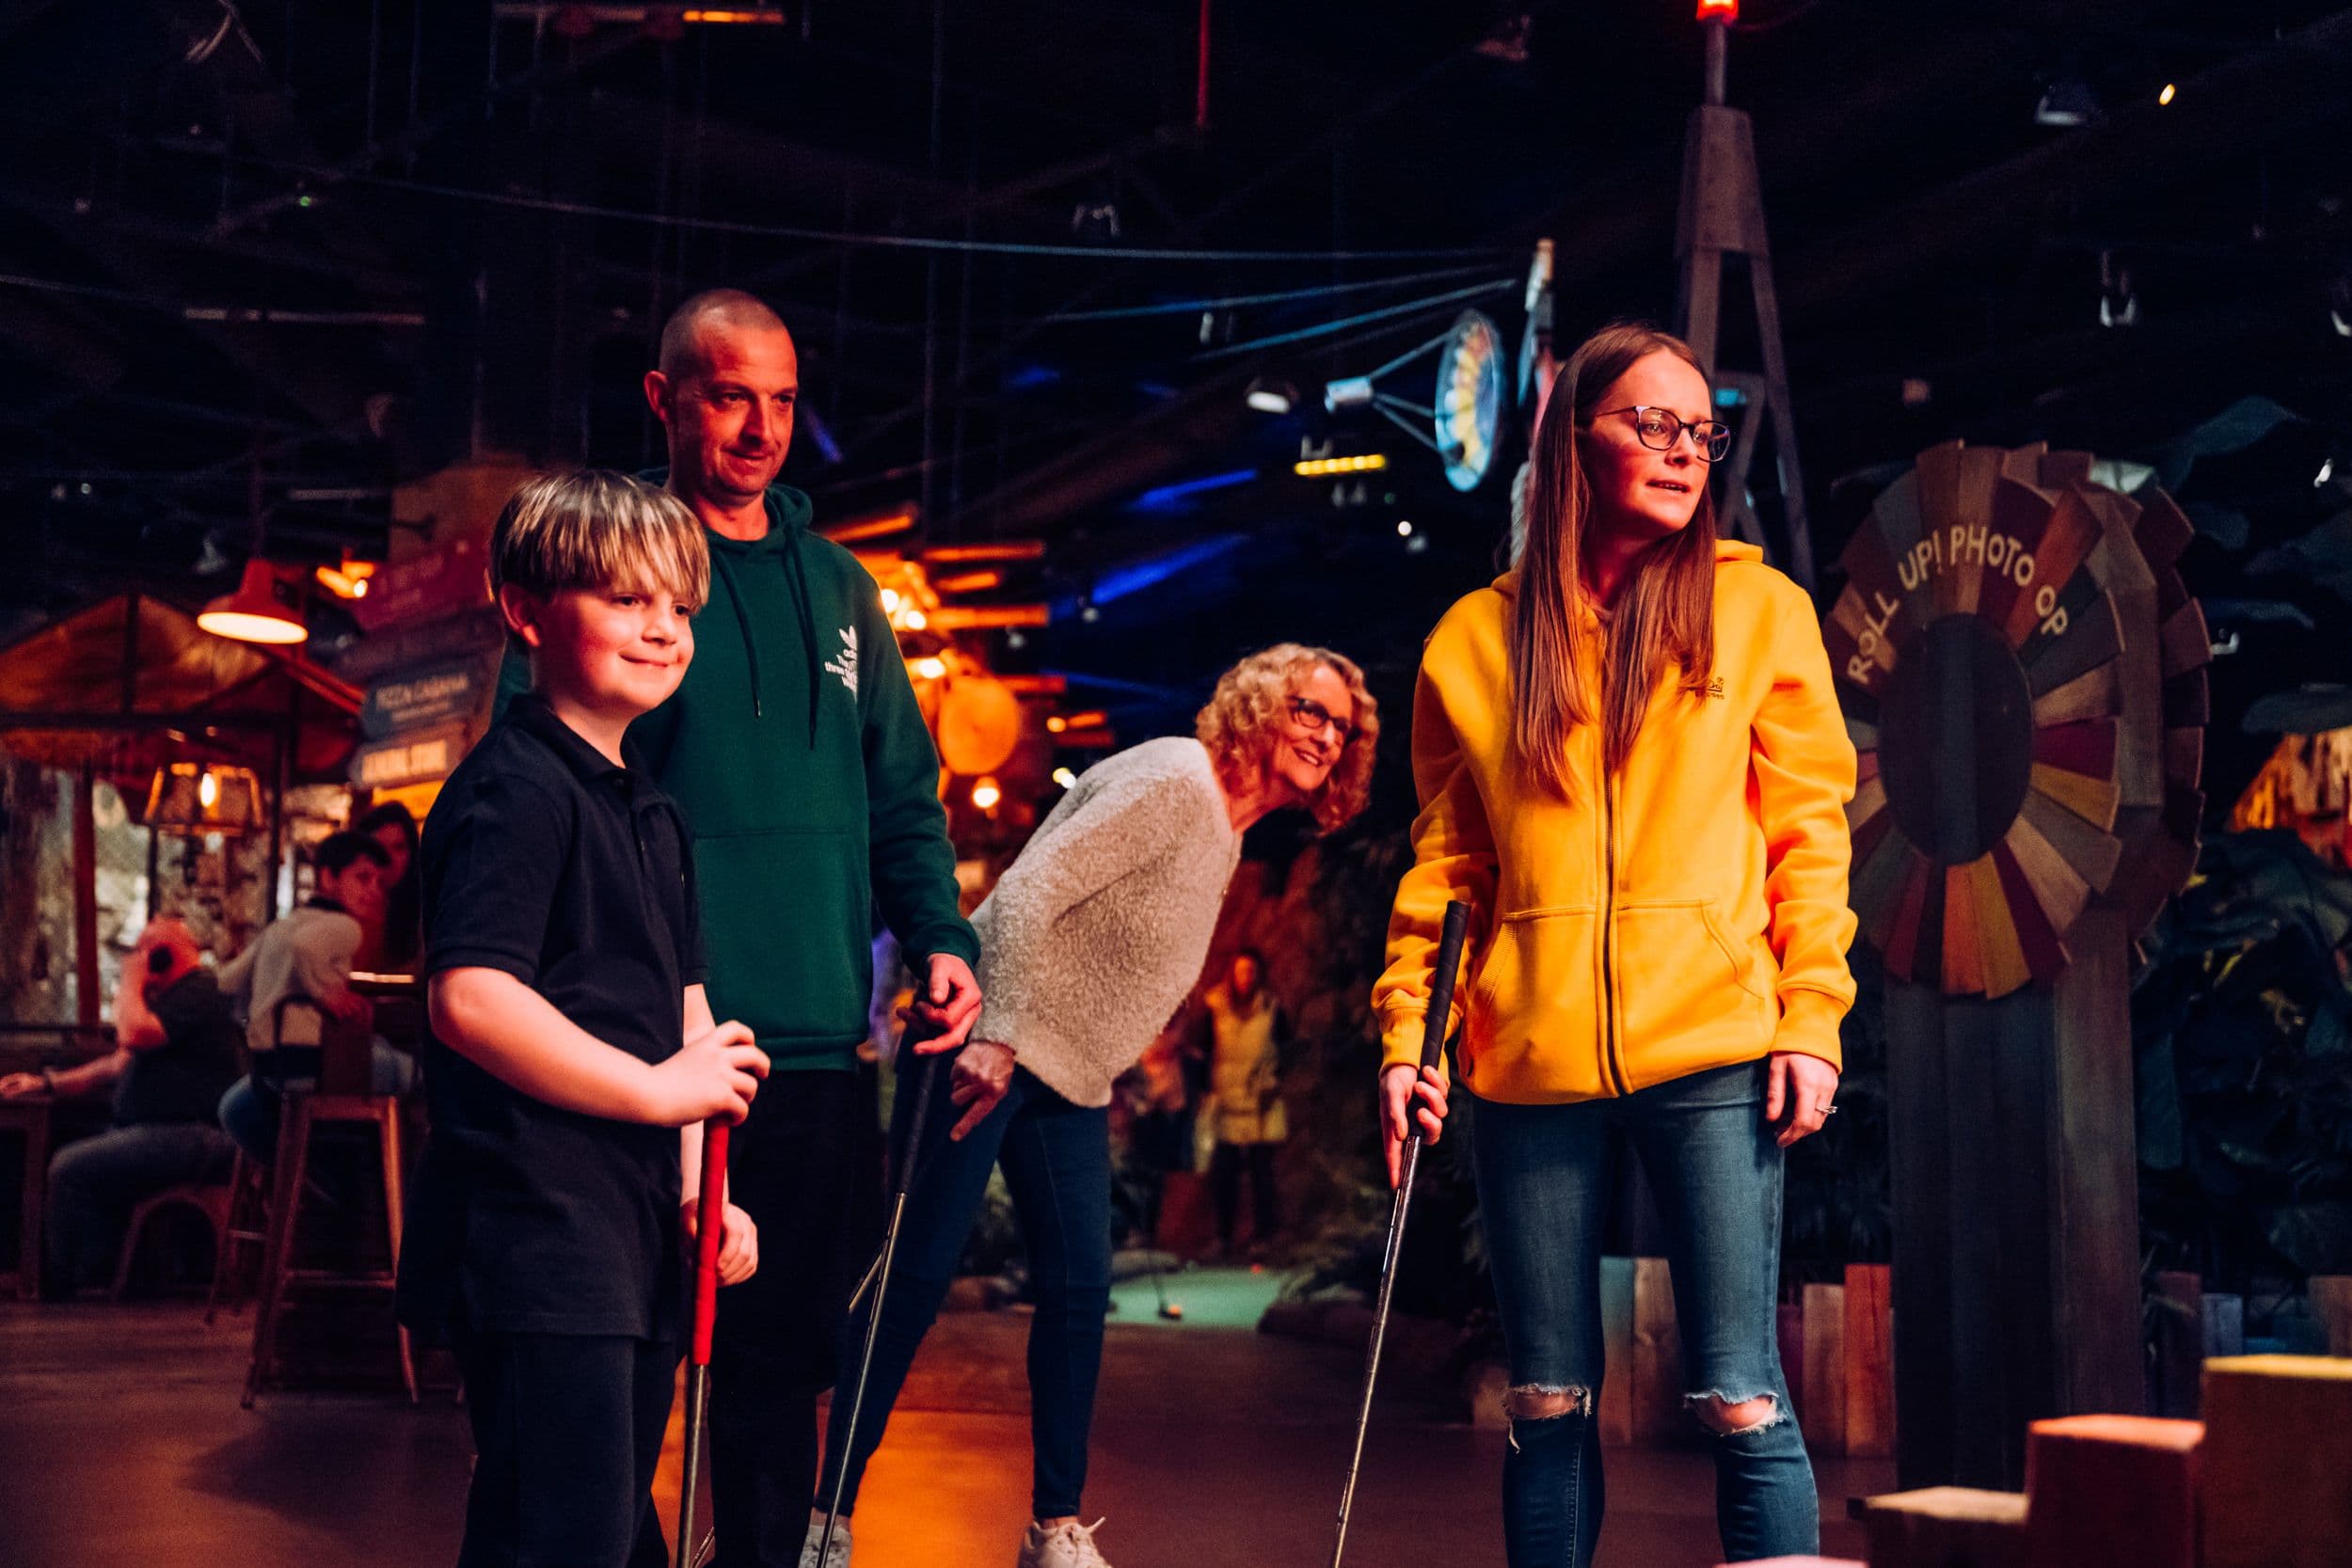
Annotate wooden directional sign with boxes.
[1824,442,2207,998]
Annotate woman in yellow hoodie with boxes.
[1375,322,1855,1567]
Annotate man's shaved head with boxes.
[658,288,790,381]
[646,287,799,530]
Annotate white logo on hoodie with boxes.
[824,626,858,696]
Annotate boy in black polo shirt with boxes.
[401,470,772,1568]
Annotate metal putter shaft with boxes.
[818,1033,947,1563]
[676,1117,731,1568]
[1329,898,1470,1568]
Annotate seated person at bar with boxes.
[214,830,417,1166]
[398,469,768,1568]
[0,917,240,1299]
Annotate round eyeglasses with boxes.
[1590,405,1734,463]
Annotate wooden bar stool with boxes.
[241,997,416,1407]
[204,1148,270,1323]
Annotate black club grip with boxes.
[1416,900,1471,1073]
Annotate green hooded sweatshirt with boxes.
[495,482,978,1073]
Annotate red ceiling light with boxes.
[1697,0,1739,19]
[197,559,309,644]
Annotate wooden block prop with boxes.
[2311,1276,2352,1357]
[1631,1256,1685,1444]
[1860,1487,2027,1568]
[1779,1300,1805,1416]
[2021,1415,2201,1568]
[1846,1262,1896,1458]
[2201,1354,2352,1568]
[2149,1271,2204,1418]
[1152,1170,1215,1256]
[1836,447,2201,1487]
[1804,1282,1849,1454]
[1598,1255,1635,1447]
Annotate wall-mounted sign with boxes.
[348,721,470,791]
[350,535,490,633]
[361,658,489,741]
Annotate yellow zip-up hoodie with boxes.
[1375,541,1857,1104]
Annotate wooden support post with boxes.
[1598,1254,1636,1446]
[1631,1256,1684,1444]
[1673,92,1815,585]
[1802,1281,1848,1453]
[2309,1276,2352,1356]
[1888,909,2144,1489]
[2149,1271,2204,1418]
[1845,1262,1896,1458]
[72,765,98,1030]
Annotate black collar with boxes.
[506,690,634,786]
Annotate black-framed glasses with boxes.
[1287,694,1358,745]
[1591,404,1733,462]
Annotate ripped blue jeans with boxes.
[1469,1060,1817,1568]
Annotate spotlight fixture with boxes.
[2098,251,2139,328]
[970,776,1002,812]
[2157,82,2177,106]
[1245,377,1297,416]
[2034,77,2101,128]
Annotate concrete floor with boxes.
[0,1277,1887,1567]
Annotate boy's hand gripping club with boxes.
[1329,898,1470,1568]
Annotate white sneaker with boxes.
[799,1517,852,1568]
[1016,1517,1115,1568]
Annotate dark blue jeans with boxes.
[44,1121,233,1295]
[818,1056,1111,1522]
[1469,1060,1817,1568]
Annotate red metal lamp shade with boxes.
[197,559,309,645]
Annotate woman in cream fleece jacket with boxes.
[810,643,1377,1568]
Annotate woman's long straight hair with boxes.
[1513,323,1720,794]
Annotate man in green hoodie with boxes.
[497,290,982,1568]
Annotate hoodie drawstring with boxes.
[708,550,764,721]
[781,526,823,747]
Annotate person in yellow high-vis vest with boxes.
[1203,949,1287,1257]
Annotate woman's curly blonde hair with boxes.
[1195,643,1378,835]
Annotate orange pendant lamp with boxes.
[197,559,308,644]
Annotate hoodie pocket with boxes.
[691,827,873,1048]
[1467,906,1599,1073]
[1614,899,1771,1061]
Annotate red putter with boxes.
[675,1118,730,1568]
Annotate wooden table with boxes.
[0,1095,56,1301]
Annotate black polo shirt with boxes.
[399,692,706,1340]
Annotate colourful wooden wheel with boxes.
[1823,442,2206,998]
